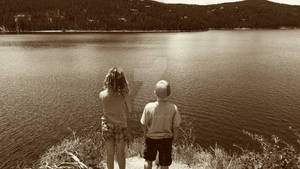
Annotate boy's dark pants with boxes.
[143,137,173,166]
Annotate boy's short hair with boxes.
[155,80,171,99]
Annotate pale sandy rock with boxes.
[104,156,192,169]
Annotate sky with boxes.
[267,0,300,5]
[154,0,300,5]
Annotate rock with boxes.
[104,156,191,169]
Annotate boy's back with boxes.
[141,101,181,139]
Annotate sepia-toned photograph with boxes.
[0,0,300,168]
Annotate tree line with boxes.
[1,0,300,31]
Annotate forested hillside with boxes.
[0,0,300,31]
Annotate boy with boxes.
[140,80,181,169]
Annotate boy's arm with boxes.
[140,104,149,137]
[141,124,148,136]
[99,91,103,100]
[173,105,181,142]
[173,127,179,142]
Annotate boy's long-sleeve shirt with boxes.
[140,101,181,139]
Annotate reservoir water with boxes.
[0,30,300,168]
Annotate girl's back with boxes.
[100,89,127,127]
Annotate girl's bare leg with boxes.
[105,140,115,169]
[116,139,126,169]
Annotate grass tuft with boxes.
[36,131,105,169]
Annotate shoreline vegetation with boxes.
[26,121,300,169]
[1,0,300,33]
[1,27,300,35]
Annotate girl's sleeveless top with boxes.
[99,90,128,128]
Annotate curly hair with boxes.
[103,67,129,95]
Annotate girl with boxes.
[99,67,132,169]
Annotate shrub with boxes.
[36,131,104,169]
[173,120,242,169]
[239,130,300,169]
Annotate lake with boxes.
[0,30,300,168]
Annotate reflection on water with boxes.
[0,30,300,167]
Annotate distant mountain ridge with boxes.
[0,0,300,31]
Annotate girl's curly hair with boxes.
[103,67,129,95]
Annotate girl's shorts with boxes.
[101,118,129,142]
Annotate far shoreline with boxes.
[1,27,300,34]
[0,29,206,34]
